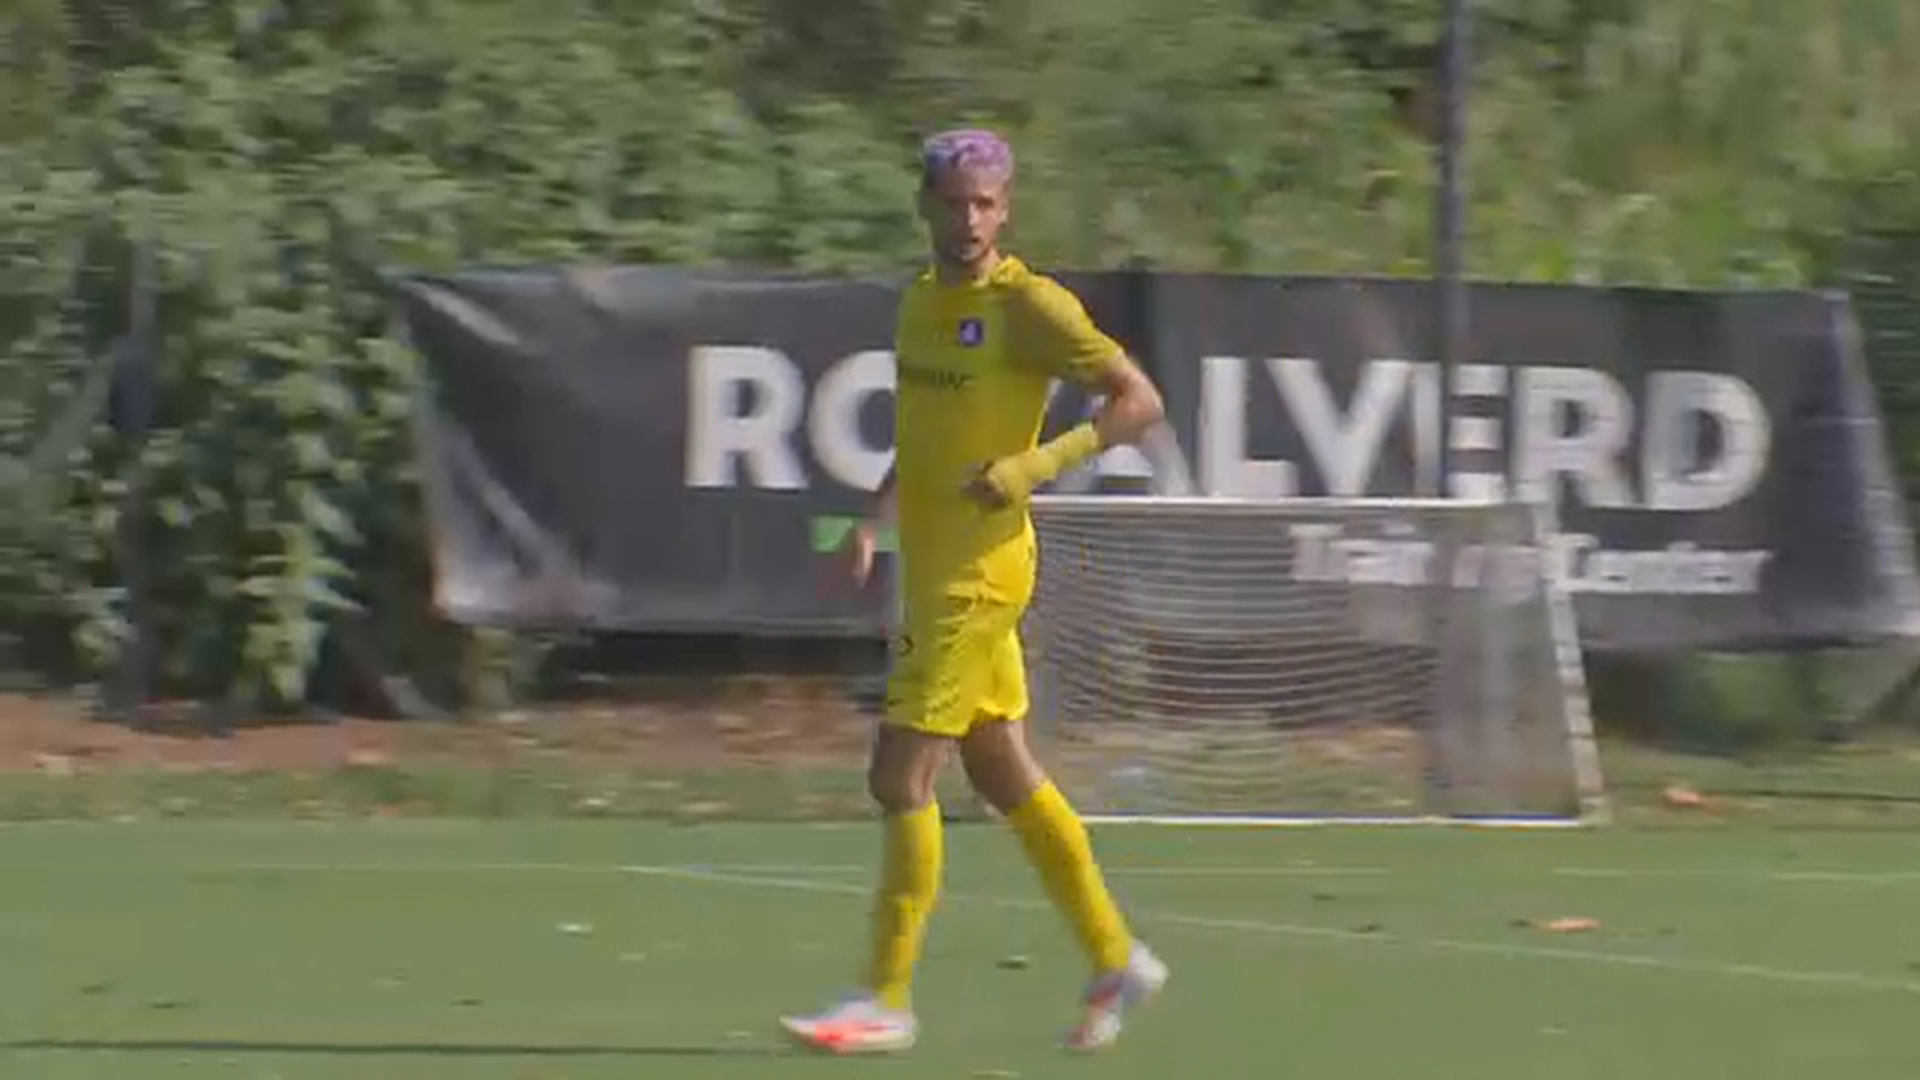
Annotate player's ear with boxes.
[916,180,944,220]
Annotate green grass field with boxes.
[4,819,1919,1080]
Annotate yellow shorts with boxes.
[883,597,1028,738]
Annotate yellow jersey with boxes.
[891,256,1125,609]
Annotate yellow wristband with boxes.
[986,422,1105,503]
[1036,421,1103,477]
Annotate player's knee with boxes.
[867,728,945,813]
[960,720,1046,815]
[866,761,935,813]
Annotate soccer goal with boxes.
[1022,494,1609,827]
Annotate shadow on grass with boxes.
[5,1037,792,1058]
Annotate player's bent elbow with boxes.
[1118,381,1166,443]
[1139,381,1166,428]
[1092,362,1166,447]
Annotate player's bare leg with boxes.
[779,725,947,1054]
[961,719,1168,1051]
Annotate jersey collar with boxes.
[928,253,1020,287]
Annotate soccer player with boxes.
[779,129,1171,1055]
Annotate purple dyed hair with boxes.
[918,128,1015,188]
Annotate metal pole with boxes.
[1423,0,1473,815]
[105,240,158,725]
[1433,0,1471,498]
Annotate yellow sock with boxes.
[863,801,943,1011]
[1006,782,1133,971]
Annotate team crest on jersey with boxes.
[957,318,984,347]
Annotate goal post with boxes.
[1021,494,1609,826]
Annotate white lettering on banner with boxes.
[686,346,896,491]
[1291,522,1436,586]
[1287,523,1774,597]
[685,346,809,489]
[808,349,894,492]
[685,347,1775,512]
[1202,356,1298,496]
[1448,363,1509,501]
[1197,355,1772,515]
[1273,357,1412,496]
[1641,371,1771,512]
[680,344,1781,598]
[1513,365,1636,510]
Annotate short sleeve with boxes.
[1005,277,1125,386]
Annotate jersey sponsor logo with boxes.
[957,317,985,347]
[898,362,972,391]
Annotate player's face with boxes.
[919,166,1010,271]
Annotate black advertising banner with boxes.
[395,267,1920,652]
[401,266,900,634]
[1139,275,1920,650]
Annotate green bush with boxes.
[4,0,1920,710]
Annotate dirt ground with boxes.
[0,687,876,776]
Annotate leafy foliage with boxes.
[4,0,1920,708]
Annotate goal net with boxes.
[1022,495,1608,826]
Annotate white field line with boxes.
[0,819,874,832]
[1548,867,1920,884]
[222,860,1920,885]
[223,861,1386,878]
[753,863,1920,884]
[211,858,1920,996]
[619,862,1920,997]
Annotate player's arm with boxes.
[972,282,1166,505]
[859,463,896,535]
[1080,351,1165,450]
[842,462,895,586]
[843,311,905,580]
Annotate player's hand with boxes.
[965,426,1102,511]
[962,460,1021,510]
[840,519,879,587]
